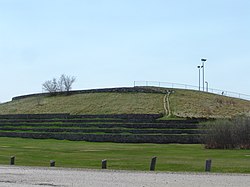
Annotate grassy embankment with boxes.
[0,88,250,118]
[0,93,164,115]
[0,137,249,173]
[0,88,250,173]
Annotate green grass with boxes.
[0,137,249,173]
[0,92,165,115]
[170,89,250,118]
[1,87,250,118]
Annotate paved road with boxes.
[0,165,250,187]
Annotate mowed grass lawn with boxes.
[0,137,249,173]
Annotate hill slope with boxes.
[0,87,250,118]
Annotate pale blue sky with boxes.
[0,0,249,102]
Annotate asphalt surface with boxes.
[0,165,250,187]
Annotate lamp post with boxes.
[197,66,201,91]
[205,81,208,92]
[201,58,207,91]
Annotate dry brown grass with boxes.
[0,88,250,118]
[170,89,250,118]
[0,92,165,115]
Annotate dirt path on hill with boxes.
[1,166,249,187]
[164,92,171,117]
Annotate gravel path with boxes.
[0,165,250,187]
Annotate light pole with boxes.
[201,58,207,91]
[205,81,208,92]
[197,66,201,91]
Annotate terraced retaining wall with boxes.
[0,114,206,144]
[0,132,201,144]
[0,114,164,120]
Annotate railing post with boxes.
[50,160,56,167]
[150,156,157,171]
[10,156,15,165]
[205,159,212,172]
[102,159,107,169]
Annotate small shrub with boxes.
[202,117,250,149]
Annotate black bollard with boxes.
[50,160,56,167]
[205,159,212,172]
[10,156,15,165]
[150,156,157,171]
[102,159,107,169]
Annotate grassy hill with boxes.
[0,87,250,118]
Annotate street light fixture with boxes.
[201,58,207,91]
[205,81,208,92]
[197,65,202,91]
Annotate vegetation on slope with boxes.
[0,87,250,118]
[0,92,165,115]
[170,89,250,118]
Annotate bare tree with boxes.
[42,78,58,93]
[42,74,76,94]
[57,76,65,92]
[60,74,76,92]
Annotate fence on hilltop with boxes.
[134,81,250,101]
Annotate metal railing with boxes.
[134,81,250,101]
